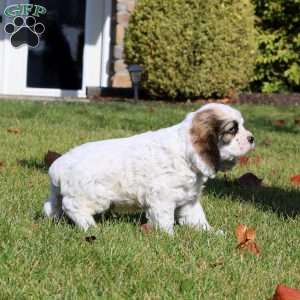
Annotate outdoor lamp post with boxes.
[128,64,143,102]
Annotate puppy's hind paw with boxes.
[215,228,226,236]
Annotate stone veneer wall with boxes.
[111,0,136,87]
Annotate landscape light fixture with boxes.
[128,64,143,101]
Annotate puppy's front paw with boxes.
[200,223,212,231]
[215,228,226,236]
[204,226,225,235]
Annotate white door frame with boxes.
[0,0,111,97]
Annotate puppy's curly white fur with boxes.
[44,103,254,234]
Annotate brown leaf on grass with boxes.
[235,224,260,256]
[271,284,300,300]
[44,151,61,168]
[140,223,153,234]
[239,155,261,167]
[245,241,260,256]
[239,156,250,166]
[0,161,4,169]
[235,224,247,244]
[290,174,300,186]
[245,227,256,241]
[7,127,21,134]
[294,118,300,126]
[273,119,286,126]
[237,172,263,187]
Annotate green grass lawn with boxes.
[0,100,300,299]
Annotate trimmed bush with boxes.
[125,0,257,99]
[252,0,300,93]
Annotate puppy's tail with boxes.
[43,182,63,219]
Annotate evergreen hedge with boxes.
[125,0,257,99]
[252,0,300,93]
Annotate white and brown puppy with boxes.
[44,103,254,234]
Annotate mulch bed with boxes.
[89,88,300,106]
[237,93,300,106]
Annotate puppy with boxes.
[43,103,254,234]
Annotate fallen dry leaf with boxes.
[290,174,300,186]
[271,284,300,300]
[239,155,261,167]
[7,127,21,134]
[294,118,300,126]
[237,172,263,187]
[140,223,153,234]
[0,161,4,169]
[44,151,61,168]
[235,224,260,256]
[245,242,260,256]
[273,119,286,126]
[245,227,256,241]
[235,224,247,244]
[239,156,250,166]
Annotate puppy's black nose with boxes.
[247,136,255,144]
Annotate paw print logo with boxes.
[4,16,45,48]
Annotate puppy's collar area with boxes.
[188,153,217,178]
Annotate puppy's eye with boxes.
[221,121,239,143]
[228,125,237,134]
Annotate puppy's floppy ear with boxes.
[190,109,222,173]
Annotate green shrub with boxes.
[252,0,300,93]
[125,0,257,99]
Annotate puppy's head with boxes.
[189,103,254,175]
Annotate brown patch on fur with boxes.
[190,109,222,172]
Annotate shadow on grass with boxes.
[18,159,48,173]
[207,177,300,218]
[35,210,147,228]
[36,178,300,230]
[94,211,147,225]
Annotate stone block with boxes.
[117,12,130,26]
[127,1,136,13]
[116,24,125,45]
[114,45,124,60]
[112,73,132,87]
[114,59,128,73]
